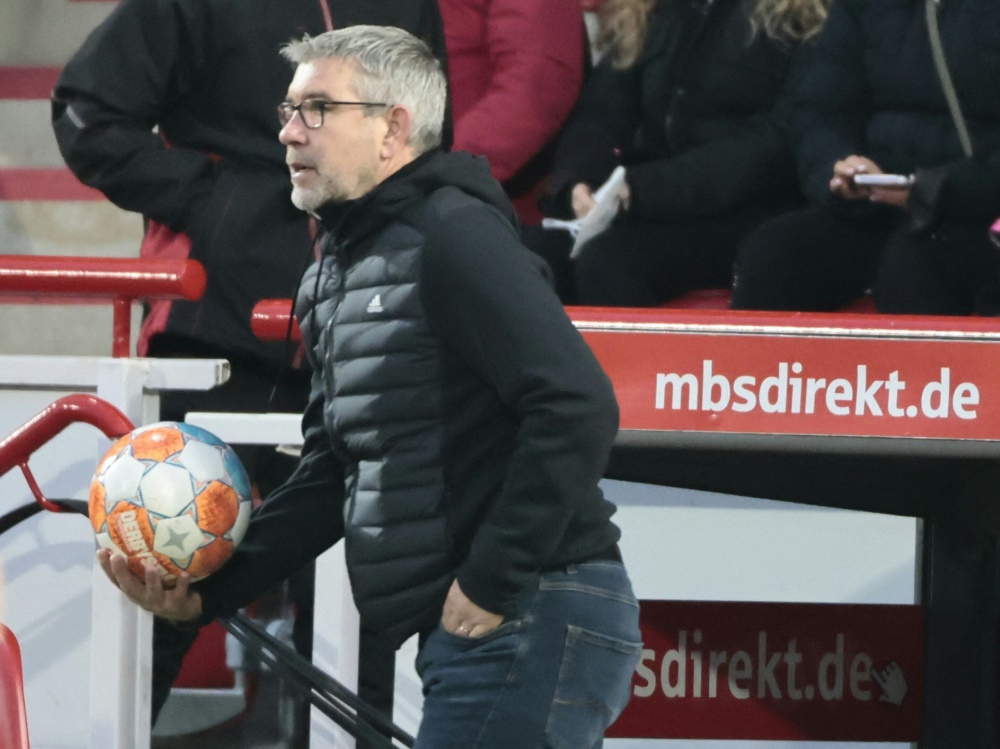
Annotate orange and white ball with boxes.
[89,422,252,585]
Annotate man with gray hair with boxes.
[100,24,641,747]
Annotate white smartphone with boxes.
[853,173,914,187]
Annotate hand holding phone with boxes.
[853,174,914,188]
[831,155,883,200]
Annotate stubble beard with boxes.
[291,165,379,212]
[291,175,342,213]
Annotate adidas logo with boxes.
[366,293,384,314]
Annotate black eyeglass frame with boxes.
[277,99,392,129]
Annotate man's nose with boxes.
[279,117,307,145]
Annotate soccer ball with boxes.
[88,421,253,585]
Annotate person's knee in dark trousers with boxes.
[729,208,844,311]
[575,228,659,307]
[732,206,895,312]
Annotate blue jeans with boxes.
[414,561,642,749]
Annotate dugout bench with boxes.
[248,299,1000,747]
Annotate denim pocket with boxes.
[415,617,525,687]
[437,617,524,647]
[544,625,642,749]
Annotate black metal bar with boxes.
[0,499,87,534]
[220,615,389,746]
[229,612,413,744]
[220,613,415,748]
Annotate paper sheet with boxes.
[540,166,626,259]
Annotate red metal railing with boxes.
[252,298,301,342]
[0,256,206,357]
[0,394,133,513]
[0,622,29,749]
[251,296,1000,342]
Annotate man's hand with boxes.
[97,548,203,622]
[440,579,503,638]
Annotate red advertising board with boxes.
[608,601,923,741]
[577,317,1000,441]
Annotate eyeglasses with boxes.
[277,99,391,129]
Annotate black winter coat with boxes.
[195,151,622,644]
[794,0,1000,227]
[548,0,807,221]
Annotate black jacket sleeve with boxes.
[51,0,217,232]
[792,0,871,207]
[908,155,1000,231]
[420,202,619,615]
[195,380,345,622]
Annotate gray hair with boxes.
[281,26,446,154]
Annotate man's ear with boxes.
[380,104,414,159]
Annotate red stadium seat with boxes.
[0,623,30,749]
[658,288,732,310]
[659,288,879,313]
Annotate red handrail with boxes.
[252,298,301,342]
[566,305,1000,335]
[0,394,134,513]
[0,624,29,749]
[0,256,206,357]
[251,297,1000,342]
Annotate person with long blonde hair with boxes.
[530,0,829,305]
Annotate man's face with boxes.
[279,58,387,212]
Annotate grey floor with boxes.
[151,672,310,749]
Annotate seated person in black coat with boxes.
[530,0,829,306]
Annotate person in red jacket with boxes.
[441,0,587,226]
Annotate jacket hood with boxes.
[316,149,517,248]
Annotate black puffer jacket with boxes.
[196,150,622,645]
[548,0,808,220]
[794,0,1000,225]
